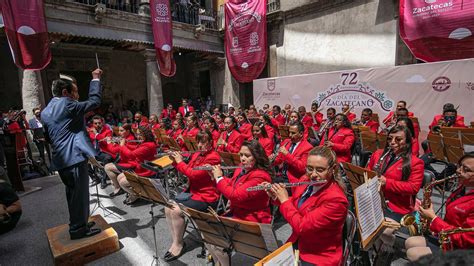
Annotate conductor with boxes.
[41,68,103,240]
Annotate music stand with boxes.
[162,136,181,151]
[88,157,120,218]
[376,133,387,150]
[218,152,240,166]
[443,136,464,164]
[360,131,377,153]
[441,127,474,145]
[182,207,278,265]
[427,134,446,161]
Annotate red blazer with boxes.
[251,136,274,156]
[346,112,356,122]
[367,149,424,215]
[182,127,199,139]
[174,150,221,203]
[272,114,286,127]
[131,121,149,130]
[216,168,272,223]
[103,134,136,158]
[160,109,177,120]
[238,122,253,140]
[429,114,466,129]
[151,123,160,131]
[301,114,313,129]
[273,139,313,183]
[279,178,348,266]
[210,129,220,149]
[178,105,195,117]
[118,141,157,177]
[363,120,379,133]
[88,127,112,151]
[430,187,474,249]
[319,127,355,163]
[264,124,277,140]
[312,112,324,131]
[216,130,244,153]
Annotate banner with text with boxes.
[150,0,176,77]
[253,59,474,135]
[399,0,474,62]
[0,0,51,70]
[225,0,267,83]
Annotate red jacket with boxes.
[251,136,274,156]
[312,112,324,131]
[273,139,313,183]
[319,127,355,163]
[362,120,379,133]
[216,168,272,223]
[272,114,286,127]
[346,112,356,122]
[429,114,466,130]
[178,127,199,150]
[301,114,313,129]
[238,122,253,140]
[178,105,195,117]
[367,149,424,215]
[216,130,244,153]
[103,134,136,158]
[430,187,474,249]
[131,121,149,130]
[118,141,157,177]
[88,127,112,152]
[160,109,177,120]
[174,150,221,203]
[151,123,160,131]
[279,178,348,266]
[210,129,220,149]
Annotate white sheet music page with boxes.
[262,244,295,266]
[354,177,384,241]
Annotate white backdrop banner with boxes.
[253,59,474,135]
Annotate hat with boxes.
[443,103,454,111]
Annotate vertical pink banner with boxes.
[399,0,474,62]
[225,0,267,83]
[150,0,176,77]
[0,0,52,70]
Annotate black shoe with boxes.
[70,228,101,240]
[87,221,96,228]
[164,243,186,262]
[109,188,125,198]
[90,179,100,186]
[100,179,108,189]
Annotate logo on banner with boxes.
[156,4,167,16]
[432,76,451,92]
[267,79,275,91]
[314,72,395,112]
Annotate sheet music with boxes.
[148,178,169,202]
[464,144,474,153]
[354,177,384,241]
[262,244,295,266]
[258,223,278,251]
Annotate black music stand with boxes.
[182,207,278,265]
[88,157,120,218]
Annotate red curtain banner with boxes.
[150,0,176,77]
[0,0,51,70]
[225,0,267,83]
[399,0,474,62]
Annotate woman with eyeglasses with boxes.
[264,146,348,266]
[404,153,474,261]
[396,117,419,157]
[318,113,355,163]
[250,121,274,156]
[208,140,273,266]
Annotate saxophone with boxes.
[439,227,474,252]
[401,174,458,236]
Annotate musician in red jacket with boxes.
[160,103,177,121]
[131,112,148,131]
[112,126,157,204]
[429,107,466,131]
[163,131,221,262]
[298,106,313,129]
[342,104,356,122]
[405,152,474,261]
[265,146,348,266]
[202,117,220,148]
[319,114,355,163]
[272,121,313,184]
[397,118,420,156]
[216,116,243,153]
[271,105,286,127]
[148,114,161,130]
[310,102,324,131]
[357,108,379,133]
[382,100,414,127]
[250,121,274,156]
[177,99,194,117]
[102,123,137,159]
[236,112,252,140]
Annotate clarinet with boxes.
[246,180,327,192]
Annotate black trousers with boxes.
[58,160,90,235]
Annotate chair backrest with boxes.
[341,210,357,266]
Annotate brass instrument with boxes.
[246,180,327,192]
[401,174,458,236]
[432,118,448,134]
[342,105,354,116]
[192,165,245,171]
[439,227,474,252]
[318,119,333,139]
[155,150,205,157]
[374,148,392,177]
[101,137,143,143]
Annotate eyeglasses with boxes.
[387,136,405,143]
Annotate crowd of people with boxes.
[2,68,473,264]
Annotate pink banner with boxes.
[150,0,176,77]
[399,0,474,62]
[0,0,51,70]
[225,0,267,83]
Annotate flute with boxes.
[246,180,327,192]
[155,150,205,157]
[192,165,245,171]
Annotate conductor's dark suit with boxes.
[41,79,101,235]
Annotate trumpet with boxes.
[439,227,474,252]
[246,180,327,192]
[155,150,205,157]
[192,165,246,171]
[318,119,333,138]
[342,105,354,116]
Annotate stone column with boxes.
[210,57,241,109]
[20,70,45,119]
[143,49,164,116]
[223,60,241,108]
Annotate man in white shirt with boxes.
[29,107,51,164]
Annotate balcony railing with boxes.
[267,0,280,14]
[72,0,218,30]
